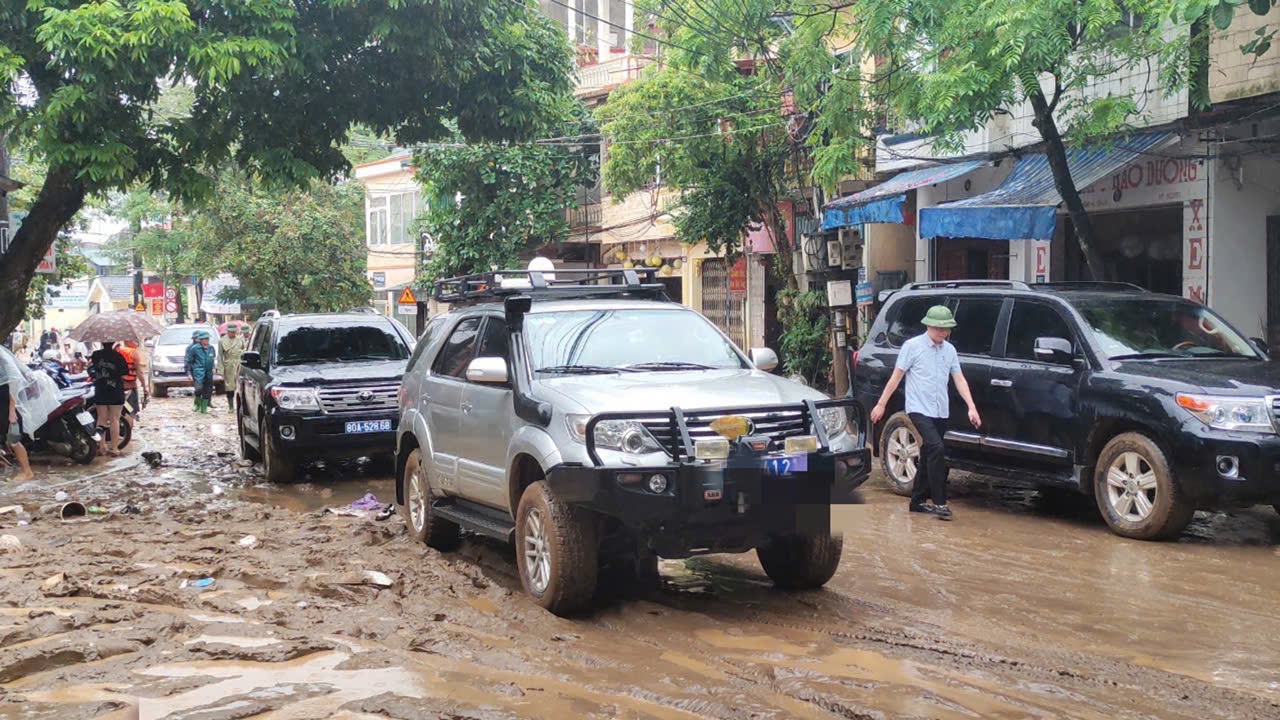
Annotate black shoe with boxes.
[934,504,954,521]
[909,503,935,514]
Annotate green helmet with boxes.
[921,305,957,328]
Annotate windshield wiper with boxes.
[537,364,632,375]
[1109,352,1188,360]
[621,361,714,371]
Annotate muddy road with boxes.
[2,396,1279,719]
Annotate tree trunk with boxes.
[0,165,86,337]
[1028,88,1109,281]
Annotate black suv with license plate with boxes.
[237,311,415,482]
[854,280,1280,540]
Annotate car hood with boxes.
[533,369,828,414]
[1115,358,1280,395]
[270,359,407,386]
[154,343,215,359]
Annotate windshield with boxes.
[1074,298,1259,360]
[274,324,409,365]
[523,309,747,372]
[157,327,207,346]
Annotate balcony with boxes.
[566,202,603,231]
[575,54,655,97]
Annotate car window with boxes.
[1006,301,1072,361]
[522,308,746,371]
[432,317,482,379]
[1072,297,1259,360]
[407,316,448,373]
[252,324,272,356]
[949,298,1002,356]
[885,296,941,347]
[273,323,410,365]
[477,317,509,360]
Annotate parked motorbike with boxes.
[23,386,100,464]
[30,357,131,450]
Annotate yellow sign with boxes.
[398,287,416,305]
[135,302,145,311]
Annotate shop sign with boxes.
[728,257,748,298]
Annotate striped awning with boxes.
[919,132,1177,241]
[821,160,987,231]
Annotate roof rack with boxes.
[1031,281,1145,292]
[902,280,1031,291]
[433,268,671,306]
[348,306,380,314]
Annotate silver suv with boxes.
[395,268,870,615]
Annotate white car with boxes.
[149,323,222,397]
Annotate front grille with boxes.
[316,384,400,414]
[640,408,812,456]
[166,355,185,364]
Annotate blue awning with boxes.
[919,132,1176,241]
[822,160,987,231]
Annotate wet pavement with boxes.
[1,396,1279,718]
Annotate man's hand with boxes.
[8,407,17,424]
[968,406,982,429]
[870,402,887,425]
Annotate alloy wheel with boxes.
[408,463,427,534]
[887,426,920,482]
[523,507,551,594]
[1106,451,1158,521]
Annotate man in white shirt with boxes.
[870,305,981,520]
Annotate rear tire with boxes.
[261,418,296,483]
[399,448,460,551]
[757,533,843,590]
[879,412,919,497]
[154,385,168,398]
[1094,433,1194,540]
[515,482,598,616]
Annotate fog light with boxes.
[279,425,295,440]
[1216,455,1239,480]
[647,474,669,493]
[785,435,819,454]
[694,438,730,460]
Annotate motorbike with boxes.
[30,359,132,450]
[22,385,100,464]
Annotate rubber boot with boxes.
[198,398,208,414]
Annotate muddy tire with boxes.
[154,385,168,399]
[879,412,919,497]
[1094,433,1194,541]
[515,482,598,616]
[398,448,460,550]
[68,422,98,465]
[237,405,260,462]
[261,418,296,483]
[757,533,843,590]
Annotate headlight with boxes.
[1176,394,1272,432]
[566,414,664,454]
[818,406,849,438]
[271,387,320,411]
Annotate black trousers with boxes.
[908,413,949,507]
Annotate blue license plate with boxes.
[764,455,807,476]
[345,420,391,434]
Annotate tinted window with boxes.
[408,316,448,373]
[949,298,1002,356]
[252,324,272,355]
[432,317,482,379]
[273,323,409,365]
[477,317,509,360]
[1006,302,1072,361]
[885,297,940,347]
[522,309,746,371]
[1073,297,1258,360]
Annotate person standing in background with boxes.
[217,324,246,415]
[88,341,129,457]
[186,331,217,414]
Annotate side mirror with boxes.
[750,347,779,372]
[1033,337,1074,365]
[466,356,509,384]
[241,351,262,370]
[1250,337,1269,357]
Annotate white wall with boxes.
[1208,151,1280,338]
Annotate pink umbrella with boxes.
[218,320,249,335]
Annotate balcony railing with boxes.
[567,202,603,231]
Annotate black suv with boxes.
[237,310,415,482]
[854,280,1280,540]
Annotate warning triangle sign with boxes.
[398,287,416,304]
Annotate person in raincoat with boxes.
[217,324,246,415]
[0,356,35,481]
[186,331,217,414]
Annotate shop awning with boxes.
[919,132,1176,241]
[822,160,987,231]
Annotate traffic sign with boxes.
[398,287,416,304]
[164,300,177,313]
[135,302,145,312]
[164,286,177,301]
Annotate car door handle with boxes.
[990,379,1012,388]
[460,402,473,414]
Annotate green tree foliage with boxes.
[776,288,831,388]
[416,101,597,280]
[0,0,575,335]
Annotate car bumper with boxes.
[1173,426,1280,507]
[545,448,871,558]
[152,369,223,387]
[267,407,398,457]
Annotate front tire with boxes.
[67,421,98,465]
[153,385,168,398]
[757,533,843,590]
[237,404,260,462]
[879,412,920,497]
[398,448,460,550]
[1094,433,1194,540]
[261,417,296,483]
[515,482,598,616]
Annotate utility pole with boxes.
[131,216,144,311]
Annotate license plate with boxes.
[345,420,391,434]
[764,455,807,476]
[76,411,94,425]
